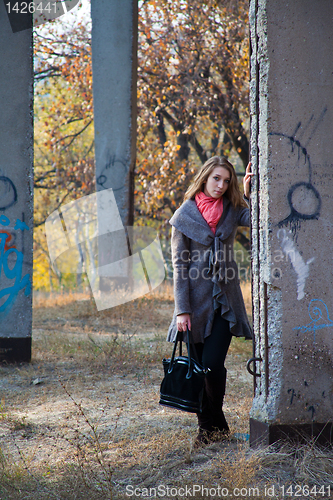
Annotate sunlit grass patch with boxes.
[33,282,174,331]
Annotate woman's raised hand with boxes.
[177,313,191,332]
[243,162,254,199]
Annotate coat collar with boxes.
[169,196,234,246]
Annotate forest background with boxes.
[33,0,250,292]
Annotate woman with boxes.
[167,156,253,445]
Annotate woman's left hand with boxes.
[243,162,254,199]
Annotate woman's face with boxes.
[203,166,231,198]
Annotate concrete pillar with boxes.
[0,3,33,362]
[90,0,138,291]
[91,0,137,226]
[249,0,333,446]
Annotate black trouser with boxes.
[195,314,232,376]
[194,313,232,433]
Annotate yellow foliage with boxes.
[33,250,51,291]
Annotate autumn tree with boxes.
[135,0,250,236]
[34,18,95,289]
[33,0,250,248]
[34,19,95,228]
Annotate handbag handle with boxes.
[185,327,201,378]
[168,331,182,373]
[186,327,193,378]
[168,328,200,377]
[186,326,200,362]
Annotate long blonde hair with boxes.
[184,156,246,208]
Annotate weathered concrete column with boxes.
[91,0,137,226]
[91,0,138,291]
[249,0,333,446]
[0,3,33,362]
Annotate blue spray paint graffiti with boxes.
[293,299,333,343]
[0,218,31,313]
[14,219,29,231]
[0,215,10,226]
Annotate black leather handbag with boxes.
[159,328,208,413]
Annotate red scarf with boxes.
[195,191,223,234]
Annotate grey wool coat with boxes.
[167,196,252,344]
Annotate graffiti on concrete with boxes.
[0,215,29,253]
[276,229,315,300]
[308,405,316,420]
[0,217,32,313]
[96,154,127,192]
[287,388,297,405]
[14,218,29,231]
[287,387,320,420]
[0,215,10,225]
[0,176,17,211]
[287,382,325,420]
[293,299,333,343]
[2,230,16,251]
[271,108,327,238]
[281,181,321,233]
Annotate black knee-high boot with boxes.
[195,390,214,445]
[207,367,229,433]
[196,368,229,445]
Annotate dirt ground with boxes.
[1,285,332,499]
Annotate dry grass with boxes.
[1,282,332,499]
